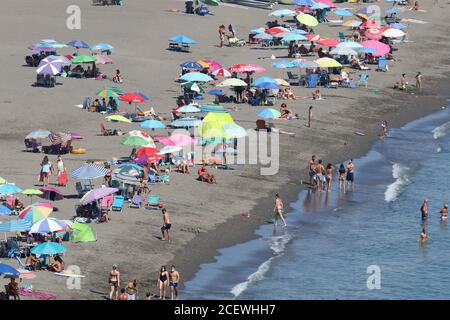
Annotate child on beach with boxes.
[273,193,287,228]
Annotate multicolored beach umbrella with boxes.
[70,164,109,180]
[36,60,63,75]
[19,202,53,224]
[90,43,113,51]
[29,218,67,234]
[97,88,120,98]
[67,40,90,48]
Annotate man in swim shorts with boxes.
[314,159,326,192]
[420,199,428,220]
[308,155,316,187]
[161,208,172,241]
[169,265,180,300]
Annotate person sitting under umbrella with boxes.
[48,254,65,273]
[5,278,20,300]
[197,164,217,184]
[25,253,40,271]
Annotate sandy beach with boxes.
[1,0,450,299]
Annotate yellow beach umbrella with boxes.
[314,57,342,68]
[197,60,210,68]
[200,112,235,139]
[296,14,319,27]
[0,176,7,184]
[106,115,132,124]
[274,78,290,86]
[217,78,247,87]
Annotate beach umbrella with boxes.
[169,35,197,45]
[305,34,321,42]
[67,131,83,140]
[105,86,124,94]
[254,82,280,90]
[0,184,22,195]
[0,205,11,216]
[119,93,145,103]
[217,78,248,87]
[106,115,132,123]
[67,40,90,48]
[31,242,66,255]
[358,47,376,54]
[390,23,407,30]
[158,146,182,155]
[342,20,362,27]
[266,27,290,35]
[311,2,330,10]
[28,45,54,52]
[121,136,150,147]
[70,164,109,180]
[212,68,232,78]
[275,78,290,87]
[293,59,319,68]
[25,130,51,140]
[365,28,383,40]
[0,220,32,232]
[158,133,196,147]
[36,60,63,75]
[355,7,371,20]
[250,27,266,34]
[332,9,353,17]
[282,34,307,42]
[203,60,223,72]
[253,33,274,40]
[181,82,205,93]
[117,163,144,171]
[316,0,336,8]
[208,89,225,96]
[292,0,316,6]
[171,117,202,128]
[48,132,72,146]
[229,64,265,74]
[222,123,247,139]
[385,7,400,14]
[361,40,390,57]
[383,28,405,38]
[200,113,236,139]
[0,177,6,184]
[253,77,278,86]
[200,104,228,113]
[257,108,281,119]
[81,187,118,205]
[141,120,166,129]
[296,14,319,27]
[19,202,53,224]
[90,43,113,51]
[317,38,341,47]
[112,171,140,185]
[135,154,163,165]
[269,9,296,17]
[177,104,201,113]
[180,72,213,82]
[21,189,44,204]
[272,61,297,69]
[330,47,358,56]
[94,54,113,65]
[180,61,203,69]
[314,57,342,68]
[0,264,19,277]
[336,41,363,49]
[97,88,120,98]
[43,42,68,49]
[39,186,64,201]
[71,55,96,64]
[134,92,150,101]
[41,55,71,66]
[136,147,159,158]
[29,218,67,234]
[128,130,155,146]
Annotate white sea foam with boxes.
[437,147,442,153]
[230,232,293,298]
[432,121,450,139]
[384,163,411,203]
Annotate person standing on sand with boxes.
[420,199,428,220]
[40,156,53,187]
[157,266,169,300]
[381,120,388,137]
[314,160,326,192]
[161,208,172,242]
[219,25,226,48]
[338,164,346,191]
[308,106,313,128]
[108,264,120,300]
[346,160,355,190]
[415,72,423,91]
[274,193,287,228]
[308,155,316,187]
[169,265,180,300]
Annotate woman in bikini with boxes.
[325,163,335,193]
[125,279,138,300]
[338,163,346,191]
[108,264,120,300]
[157,266,169,300]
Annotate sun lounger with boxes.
[145,196,162,210]
[112,195,125,212]
[129,195,144,208]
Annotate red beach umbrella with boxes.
[317,38,341,47]
[136,147,159,158]
[364,28,383,40]
[266,27,286,35]
[305,34,320,42]
[229,64,266,74]
[119,93,145,103]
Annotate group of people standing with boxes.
[218,24,236,48]
[308,155,355,193]
[39,155,66,186]
[419,199,448,244]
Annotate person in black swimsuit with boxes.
[157,266,169,300]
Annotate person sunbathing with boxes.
[48,255,65,273]
[197,164,217,184]
[312,89,322,100]
[176,159,190,174]
[25,253,40,271]
[282,88,296,100]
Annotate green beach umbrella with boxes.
[21,189,44,204]
[71,55,96,63]
[296,14,319,27]
[121,135,149,147]
[181,82,205,94]
[97,89,119,98]
[0,177,6,184]
[106,115,132,123]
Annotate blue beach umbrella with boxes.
[0,205,11,216]
[169,35,197,45]
[283,33,307,42]
[269,9,296,17]
[0,219,32,232]
[67,40,90,48]
[70,164,109,180]
[293,60,319,68]
[90,43,113,51]
[385,7,400,14]
[250,28,266,34]
[311,2,329,10]
[257,108,281,119]
[254,82,280,90]
[208,89,225,96]
[390,23,407,30]
[253,77,277,86]
[31,242,66,255]
[272,61,297,69]
[180,72,213,82]
[141,120,166,129]
[332,9,353,17]
[177,104,201,113]
[0,184,22,195]
[180,61,203,69]
[0,263,19,277]
[134,92,150,101]
[171,117,202,128]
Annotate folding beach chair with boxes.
[376,57,388,72]
[145,197,163,210]
[358,73,369,88]
[129,195,144,209]
[286,71,299,86]
[307,74,319,88]
[111,195,125,212]
[338,32,347,42]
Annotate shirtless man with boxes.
[314,159,326,192]
[274,193,287,228]
[346,160,355,190]
[420,228,427,243]
[420,199,428,220]
[118,288,128,300]
[415,72,423,91]
[308,155,316,186]
[161,208,172,242]
[169,265,180,300]
[440,204,448,221]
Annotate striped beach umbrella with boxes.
[0,220,32,232]
[171,117,202,128]
[29,218,67,234]
[19,202,53,224]
[36,60,63,75]
[70,164,109,180]
[49,132,72,146]
[112,171,140,186]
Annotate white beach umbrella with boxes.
[336,41,363,49]
[329,47,358,56]
[158,146,182,155]
[382,28,405,38]
[29,218,67,234]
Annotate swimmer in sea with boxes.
[420,228,427,243]
[440,204,448,221]
[420,199,428,220]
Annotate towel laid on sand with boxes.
[18,288,58,300]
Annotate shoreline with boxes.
[171,74,450,293]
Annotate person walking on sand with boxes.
[420,199,428,221]
[40,156,53,187]
[415,72,423,91]
[440,204,448,221]
[161,208,171,242]
[157,266,169,300]
[169,265,180,300]
[308,155,317,187]
[274,193,287,228]
[346,159,355,190]
[108,264,120,300]
[308,106,313,128]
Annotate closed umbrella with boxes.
[31,242,66,255]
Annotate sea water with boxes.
[183,107,450,300]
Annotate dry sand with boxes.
[1,0,450,299]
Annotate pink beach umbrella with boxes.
[156,134,196,147]
[361,40,390,57]
[94,54,113,65]
[364,28,383,40]
[204,60,223,72]
[212,68,232,77]
[229,64,266,74]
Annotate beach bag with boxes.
[58,171,68,186]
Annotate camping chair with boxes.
[100,122,114,136]
[75,182,88,198]
[376,57,388,72]
[358,73,369,88]
[145,196,162,210]
[286,72,299,86]
[307,74,319,88]
[129,195,144,208]
[148,172,162,185]
[112,195,125,212]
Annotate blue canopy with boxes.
[0,263,20,276]
[180,72,213,82]
[200,104,229,113]
[90,43,113,51]
[208,89,225,96]
[171,117,202,128]
[253,77,277,86]
[140,120,166,129]
[0,205,11,216]
[254,82,280,90]
[0,219,32,232]
[272,61,297,69]
[169,35,197,45]
[180,61,203,69]
[67,40,90,48]
[332,9,353,17]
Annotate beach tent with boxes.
[71,222,96,242]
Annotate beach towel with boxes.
[18,288,58,300]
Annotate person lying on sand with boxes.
[312,89,322,100]
[197,164,217,184]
